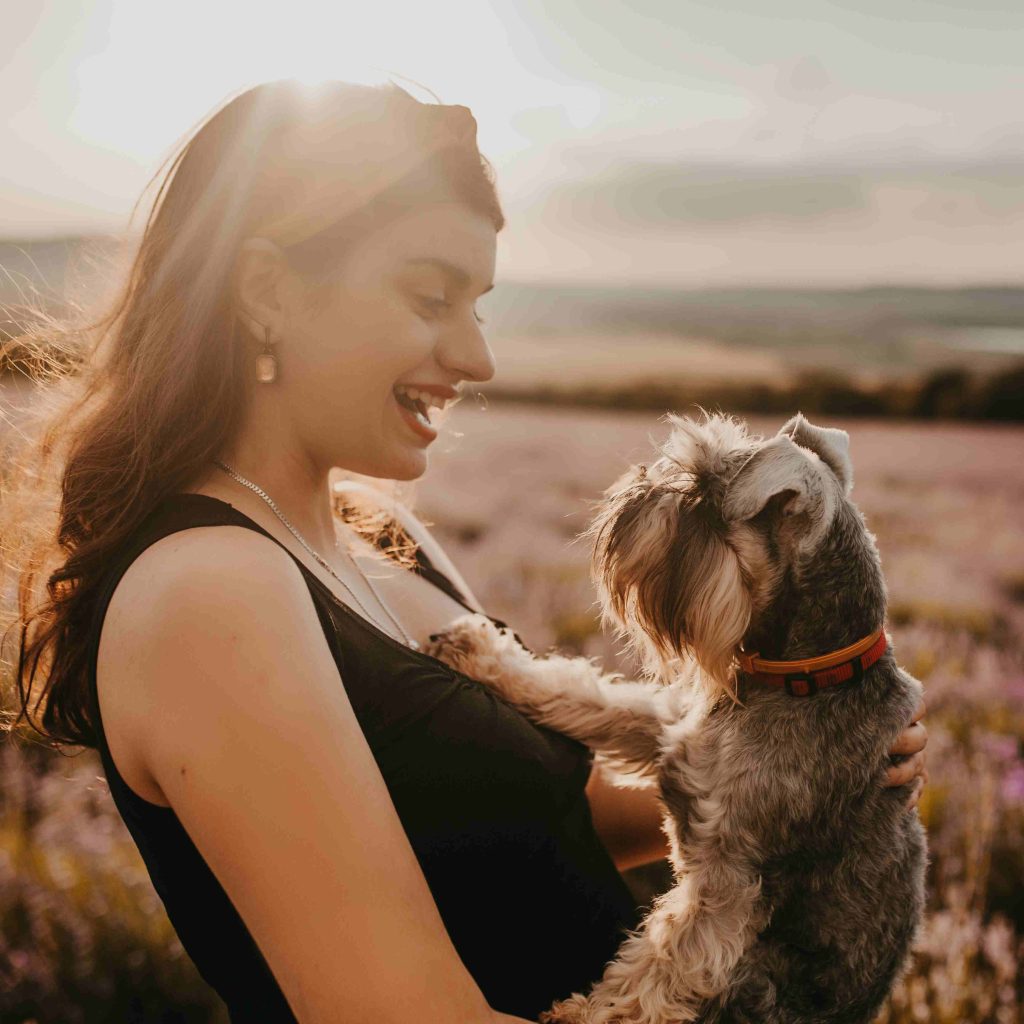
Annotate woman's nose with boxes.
[437,317,496,384]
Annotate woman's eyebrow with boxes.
[403,256,494,294]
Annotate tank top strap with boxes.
[373,533,476,612]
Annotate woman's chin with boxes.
[331,449,426,483]
[383,446,429,482]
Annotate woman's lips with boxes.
[393,391,438,442]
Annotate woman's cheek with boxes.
[394,313,442,363]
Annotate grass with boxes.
[2,402,1023,1021]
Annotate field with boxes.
[3,238,1024,423]
[2,395,1022,1021]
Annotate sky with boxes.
[2,0,1023,286]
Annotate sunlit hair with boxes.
[0,77,505,748]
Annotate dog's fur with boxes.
[426,412,927,1024]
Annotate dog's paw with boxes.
[540,994,591,1024]
[424,613,499,672]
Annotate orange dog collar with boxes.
[737,628,889,697]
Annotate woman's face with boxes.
[268,200,497,480]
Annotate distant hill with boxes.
[479,280,1024,374]
[3,235,1023,416]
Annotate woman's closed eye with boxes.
[416,295,486,324]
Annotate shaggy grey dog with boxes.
[426,412,927,1024]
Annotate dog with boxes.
[426,412,927,1024]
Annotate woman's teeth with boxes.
[394,385,445,427]
[395,385,446,410]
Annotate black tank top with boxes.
[84,493,641,1022]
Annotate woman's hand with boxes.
[884,694,928,811]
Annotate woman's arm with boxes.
[107,527,528,1024]
[586,769,669,871]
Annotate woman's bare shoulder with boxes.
[102,524,310,668]
[108,523,299,611]
[97,525,307,805]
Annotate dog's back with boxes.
[681,658,927,1023]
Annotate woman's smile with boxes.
[393,387,439,441]
[392,381,461,443]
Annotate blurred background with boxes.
[1,1,1022,1021]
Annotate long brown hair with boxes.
[0,78,505,749]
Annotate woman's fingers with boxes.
[886,749,926,788]
[905,774,926,812]
[883,691,929,798]
[909,694,927,725]
[889,719,928,757]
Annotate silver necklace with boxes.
[213,459,420,650]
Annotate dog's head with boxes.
[588,411,858,695]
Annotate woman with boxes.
[5,79,927,1023]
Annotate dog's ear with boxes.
[590,470,751,692]
[722,433,835,550]
[779,412,853,494]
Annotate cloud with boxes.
[531,155,1024,230]
[509,105,576,143]
[537,162,869,227]
[773,55,835,102]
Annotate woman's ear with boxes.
[233,237,292,339]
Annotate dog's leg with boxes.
[427,614,675,777]
[541,736,768,1024]
[547,847,765,1024]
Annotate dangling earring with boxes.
[255,324,278,384]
